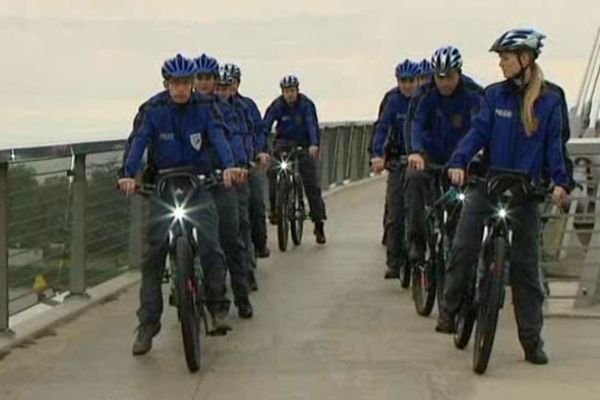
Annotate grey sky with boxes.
[1,0,599,147]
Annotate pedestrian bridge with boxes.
[2,28,600,397]
[0,175,599,399]
[0,123,600,399]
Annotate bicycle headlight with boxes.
[280,161,290,171]
[172,206,186,222]
[458,192,466,202]
[497,207,508,219]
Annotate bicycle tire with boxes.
[473,236,506,374]
[176,236,202,373]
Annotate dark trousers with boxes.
[442,186,545,348]
[249,167,268,251]
[268,153,327,222]
[137,187,228,324]
[404,169,440,243]
[385,165,407,270]
[211,186,249,303]
[236,183,257,290]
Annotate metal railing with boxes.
[0,124,374,333]
[572,26,600,138]
[4,127,600,333]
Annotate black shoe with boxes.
[256,246,271,259]
[248,271,259,292]
[210,313,232,335]
[524,342,549,365]
[384,268,400,280]
[268,213,278,225]
[236,298,254,319]
[132,322,161,356]
[435,312,455,334]
[314,222,326,244]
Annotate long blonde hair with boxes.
[522,61,545,136]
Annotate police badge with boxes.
[451,114,464,129]
[190,133,203,151]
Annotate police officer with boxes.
[371,59,421,279]
[405,46,483,261]
[214,66,254,318]
[417,59,434,88]
[194,54,255,316]
[439,29,571,366]
[264,75,327,244]
[371,61,414,246]
[118,54,236,356]
[224,63,272,260]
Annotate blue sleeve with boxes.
[125,112,156,177]
[239,108,253,164]
[305,102,320,146]
[403,92,423,154]
[544,102,570,188]
[410,94,433,154]
[263,101,280,137]
[372,96,396,157]
[204,104,235,169]
[247,99,268,153]
[447,95,494,168]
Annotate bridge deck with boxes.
[0,180,599,400]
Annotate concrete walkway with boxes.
[0,179,599,400]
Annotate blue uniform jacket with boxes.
[448,81,570,188]
[236,93,269,156]
[410,77,483,165]
[124,93,234,177]
[371,88,412,158]
[263,93,320,147]
[215,96,250,167]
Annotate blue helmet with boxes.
[431,46,463,76]
[216,66,234,86]
[395,59,421,79]
[161,53,197,80]
[490,28,546,58]
[280,75,299,89]
[223,63,241,80]
[194,53,219,75]
[418,59,433,76]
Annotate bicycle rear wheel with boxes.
[290,178,305,246]
[276,178,289,252]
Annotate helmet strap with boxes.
[511,52,533,90]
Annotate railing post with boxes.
[69,154,87,296]
[575,181,600,307]
[326,128,338,189]
[0,162,11,334]
[349,125,362,182]
[335,126,346,186]
[320,128,332,192]
[128,196,145,269]
[363,124,374,179]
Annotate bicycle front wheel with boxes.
[176,236,202,373]
[290,178,305,246]
[473,236,506,374]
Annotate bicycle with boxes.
[411,166,464,316]
[138,167,223,373]
[273,146,308,252]
[453,169,548,374]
